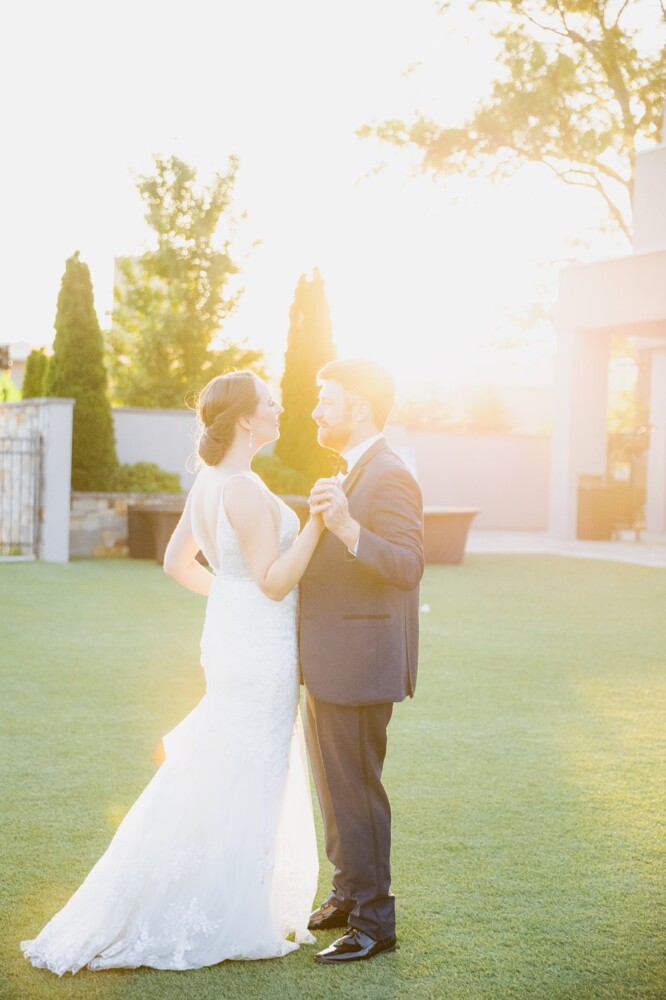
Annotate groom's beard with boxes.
[317,426,352,453]
[316,408,354,453]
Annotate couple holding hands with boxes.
[22,357,424,974]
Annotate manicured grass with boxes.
[1,556,664,1000]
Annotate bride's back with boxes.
[189,465,230,573]
[190,466,278,579]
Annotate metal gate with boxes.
[0,435,42,559]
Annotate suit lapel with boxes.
[342,438,388,497]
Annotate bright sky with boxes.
[0,0,637,396]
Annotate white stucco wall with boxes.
[646,350,666,533]
[391,430,550,529]
[113,407,200,488]
[633,145,666,253]
[550,142,666,540]
[112,407,550,529]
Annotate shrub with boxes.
[47,252,118,490]
[252,454,310,496]
[111,462,182,494]
[21,349,49,398]
[273,269,335,487]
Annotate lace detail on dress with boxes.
[21,470,317,975]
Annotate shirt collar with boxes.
[342,433,385,475]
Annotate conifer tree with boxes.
[274,269,335,486]
[21,348,49,398]
[47,252,118,490]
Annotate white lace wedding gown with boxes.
[21,469,318,975]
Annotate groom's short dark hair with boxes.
[318,358,395,429]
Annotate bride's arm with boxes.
[163,493,214,596]
[224,476,323,602]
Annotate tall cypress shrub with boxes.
[47,252,118,490]
[21,348,49,398]
[274,269,336,487]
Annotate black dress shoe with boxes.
[308,901,351,931]
[314,928,397,963]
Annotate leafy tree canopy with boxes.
[360,0,665,240]
[110,155,265,408]
[0,371,21,402]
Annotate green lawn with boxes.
[1,556,664,1000]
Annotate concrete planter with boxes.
[423,507,480,564]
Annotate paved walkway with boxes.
[466,530,666,568]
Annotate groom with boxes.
[300,358,424,964]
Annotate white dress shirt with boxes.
[340,433,385,479]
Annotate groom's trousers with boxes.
[304,689,395,940]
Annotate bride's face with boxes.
[249,378,283,447]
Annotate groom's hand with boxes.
[309,478,361,552]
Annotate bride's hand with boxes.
[308,478,336,524]
[308,478,337,516]
[308,478,360,550]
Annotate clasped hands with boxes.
[308,477,361,552]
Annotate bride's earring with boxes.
[248,428,254,450]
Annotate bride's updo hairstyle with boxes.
[196,371,259,466]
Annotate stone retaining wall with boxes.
[70,492,186,558]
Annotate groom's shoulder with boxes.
[371,445,420,491]
[379,443,415,474]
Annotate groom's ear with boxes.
[351,398,371,423]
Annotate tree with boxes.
[110,155,265,408]
[465,392,514,434]
[21,348,49,398]
[391,392,458,432]
[273,269,336,486]
[47,252,118,490]
[361,0,665,240]
[0,368,21,401]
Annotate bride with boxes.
[22,371,322,975]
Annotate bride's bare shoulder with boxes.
[223,474,282,536]
[222,472,267,514]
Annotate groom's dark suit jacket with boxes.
[299,439,424,706]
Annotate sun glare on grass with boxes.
[105,804,128,832]
[152,741,166,768]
